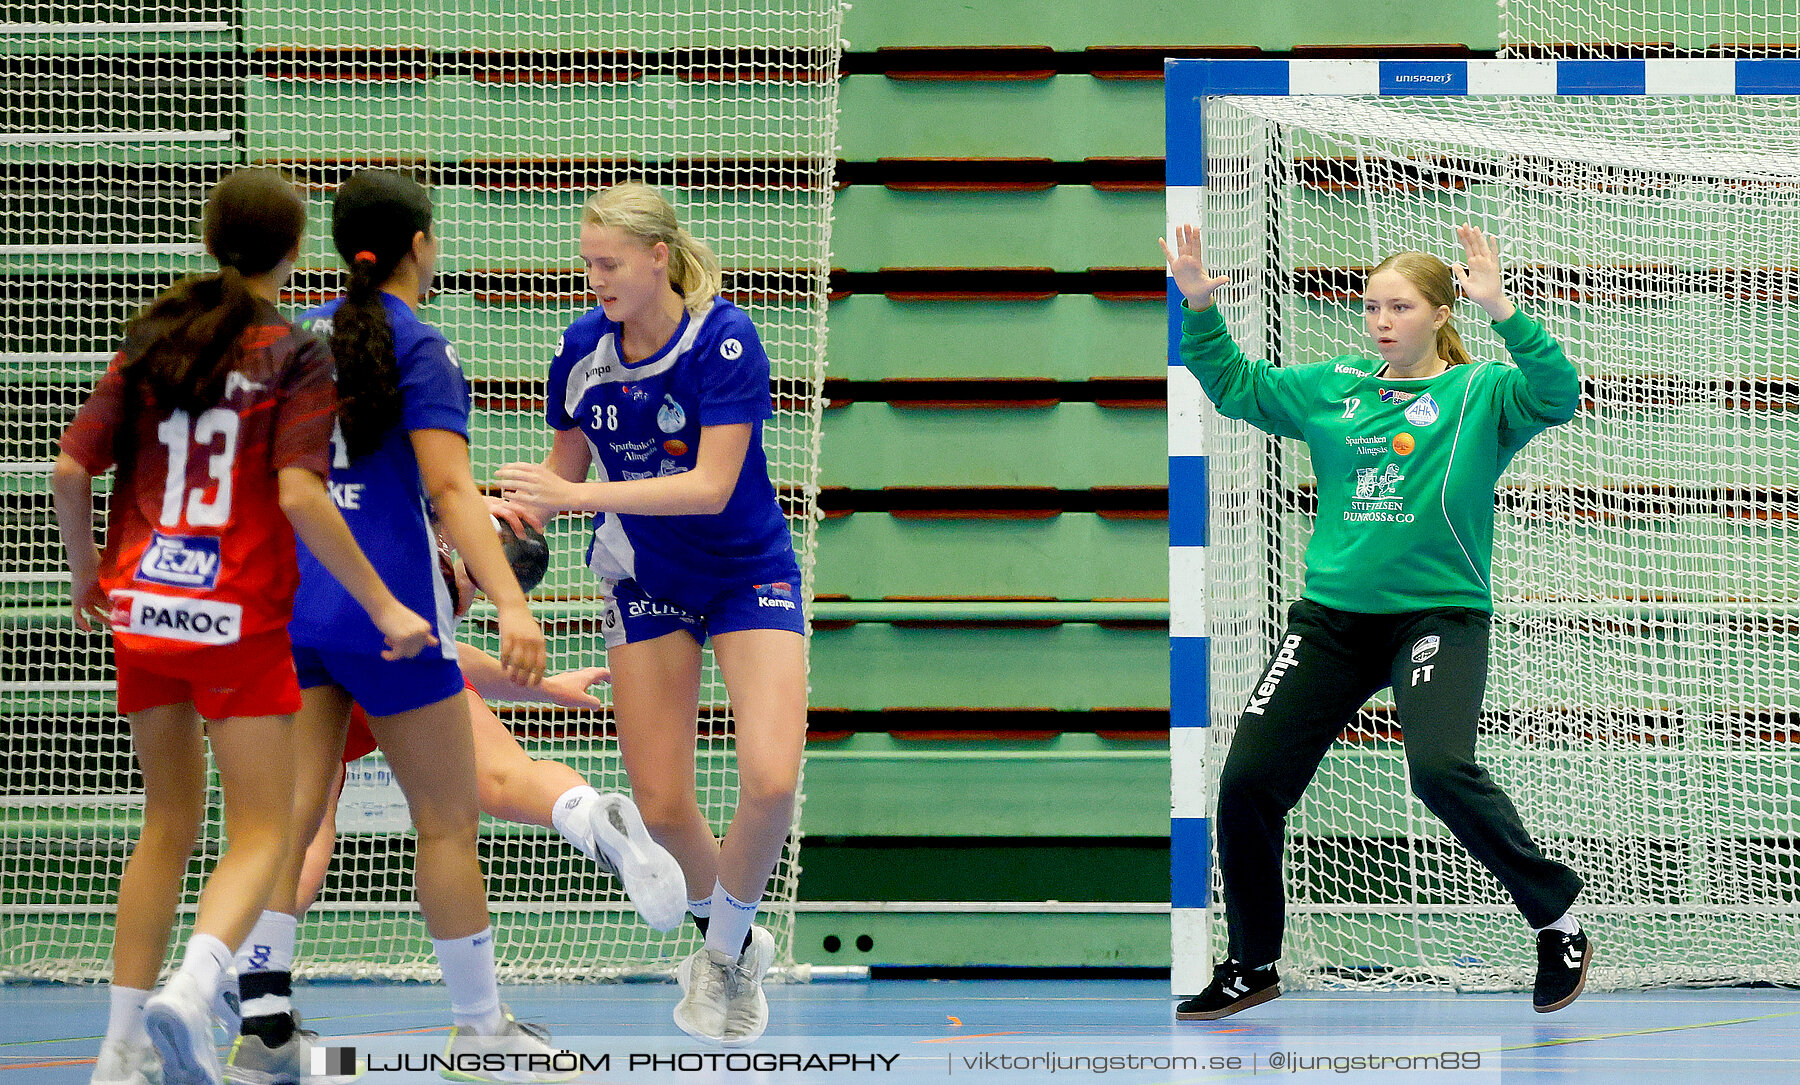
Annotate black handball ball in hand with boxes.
[497,517,550,594]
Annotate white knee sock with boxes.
[1535,911,1580,936]
[233,910,299,1021]
[703,882,759,961]
[550,785,602,862]
[433,927,503,1033]
[233,911,297,976]
[103,984,151,1048]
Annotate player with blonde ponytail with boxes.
[1160,223,1593,1021]
[580,182,723,315]
[499,182,806,1046]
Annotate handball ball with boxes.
[493,516,550,593]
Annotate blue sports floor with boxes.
[3,979,1797,1083]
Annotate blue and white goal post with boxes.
[1167,58,1800,997]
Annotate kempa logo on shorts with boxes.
[755,582,797,609]
[1411,635,1440,663]
[114,591,242,646]
[1243,634,1302,716]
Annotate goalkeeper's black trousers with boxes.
[1211,598,1585,968]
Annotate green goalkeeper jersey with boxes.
[1180,303,1581,614]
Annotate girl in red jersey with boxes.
[53,169,434,1085]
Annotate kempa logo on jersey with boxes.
[720,337,744,360]
[135,532,222,590]
[1405,393,1440,426]
[1244,634,1303,716]
[113,591,243,646]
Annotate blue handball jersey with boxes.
[289,293,465,659]
[546,297,797,611]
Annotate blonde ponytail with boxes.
[1436,323,1473,369]
[666,227,722,313]
[581,181,720,314]
[1370,250,1473,367]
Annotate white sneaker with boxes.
[672,948,733,1044]
[441,1005,577,1083]
[144,974,223,1085]
[721,926,775,1046]
[673,926,775,1048]
[586,793,686,932]
[210,974,240,1036]
[92,1037,162,1085]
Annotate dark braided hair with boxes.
[117,169,305,415]
[329,169,434,460]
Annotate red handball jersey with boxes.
[59,301,337,654]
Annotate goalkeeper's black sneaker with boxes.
[1176,960,1280,1021]
[1533,929,1591,1013]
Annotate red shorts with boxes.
[114,629,303,721]
[341,678,481,763]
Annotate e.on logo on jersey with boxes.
[135,532,222,590]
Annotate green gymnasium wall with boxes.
[795,0,1507,970]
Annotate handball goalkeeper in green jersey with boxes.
[1161,223,1590,1021]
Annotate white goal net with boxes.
[1198,90,1800,990]
[1499,0,1800,57]
[1,1,842,982]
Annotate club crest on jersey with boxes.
[657,393,687,433]
[135,532,222,590]
[1379,387,1417,404]
[1405,393,1440,426]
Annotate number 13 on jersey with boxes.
[156,407,239,528]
